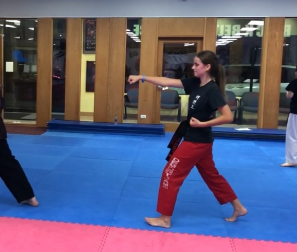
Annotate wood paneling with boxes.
[158,18,205,37]
[65,19,82,121]
[257,18,285,129]
[36,18,53,127]
[138,18,214,125]
[94,18,110,122]
[93,18,126,123]
[107,18,127,123]
[138,18,159,124]
[203,18,217,52]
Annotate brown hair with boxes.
[196,50,226,98]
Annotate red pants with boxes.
[157,141,237,216]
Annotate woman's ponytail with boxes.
[215,64,226,100]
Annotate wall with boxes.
[0,0,297,18]
[0,16,292,129]
[81,54,95,113]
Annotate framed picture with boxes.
[83,19,96,54]
[86,61,95,92]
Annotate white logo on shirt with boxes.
[191,95,200,109]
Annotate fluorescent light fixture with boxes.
[28,38,34,40]
[283,43,289,46]
[184,43,195,46]
[217,39,234,42]
[126,29,130,31]
[5,25,16,28]
[243,79,258,83]
[29,27,34,30]
[248,20,264,26]
[6,20,20,26]
[126,32,135,36]
[14,36,20,39]
[222,36,241,39]
[235,32,249,36]
[240,27,257,31]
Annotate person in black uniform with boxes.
[0,86,39,206]
[128,50,247,228]
[281,68,297,167]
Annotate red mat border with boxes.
[1,216,296,245]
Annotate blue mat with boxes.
[1,131,297,243]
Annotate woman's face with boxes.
[191,56,210,78]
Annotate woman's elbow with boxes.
[286,91,294,99]
[226,114,233,123]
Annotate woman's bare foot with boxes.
[225,207,248,222]
[21,197,39,207]
[225,199,247,222]
[145,215,171,228]
[281,162,296,167]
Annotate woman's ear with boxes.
[205,64,211,72]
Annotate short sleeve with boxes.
[286,79,297,93]
[208,86,227,111]
[181,77,200,95]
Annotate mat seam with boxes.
[98,226,110,252]
[229,238,237,252]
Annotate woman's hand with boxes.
[190,117,206,128]
[128,75,141,84]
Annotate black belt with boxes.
[166,120,188,161]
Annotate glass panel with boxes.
[160,42,197,123]
[216,18,264,128]
[278,18,297,129]
[52,19,66,120]
[124,18,141,123]
[2,19,37,123]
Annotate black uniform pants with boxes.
[0,139,35,203]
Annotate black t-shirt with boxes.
[181,77,227,143]
[0,115,7,140]
[286,78,297,114]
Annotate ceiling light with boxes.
[184,43,195,46]
[29,27,34,30]
[248,20,264,26]
[240,27,257,31]
[235,32,249,36]
[5,25,16,28]
[217,39,233,42]
[222,36,241,39]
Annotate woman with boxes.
[281,68,297,167]
[128,50,247,228]
[0,86,38,207]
